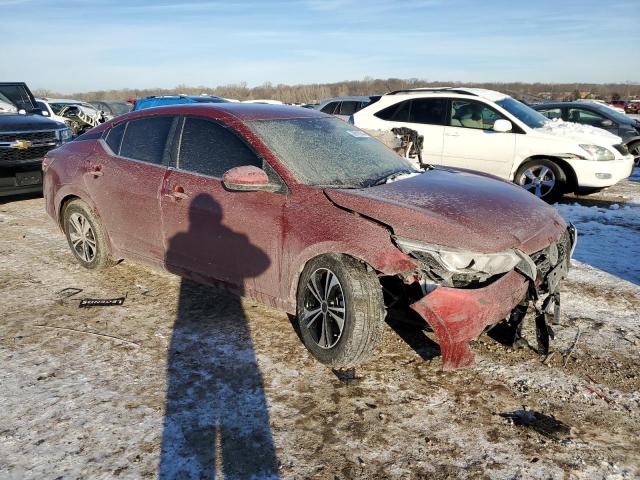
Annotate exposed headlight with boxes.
[579,144,615,161]
[56,128,73,144]
[394,237,521,276]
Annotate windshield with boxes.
[593,105,633,124]
[0,84,35,111]
[495,97,549,129]
[247,117,416,188]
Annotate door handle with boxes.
[444,131,460,137]
[167,185,188,200]
[88,165,103,177]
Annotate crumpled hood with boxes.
[533,119,622,146]
[325,168,567,254]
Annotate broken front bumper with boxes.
[409,225,576,370]
[410,270,528,370]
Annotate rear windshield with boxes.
[247,117,415,188]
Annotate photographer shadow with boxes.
[159,193,278,479]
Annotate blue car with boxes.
[133,95,228,111]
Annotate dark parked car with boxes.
[43,104,574,370]
[533,101,640,162]
[317,95,381,119]
[0,82,72,196]
[90,100,132,117]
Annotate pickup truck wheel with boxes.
[63,200,115,270]
[296,255,385,368]
[515,159,566,202]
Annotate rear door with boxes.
[442,99,516,179]
[86,115,177,262]
[160,116,287,300]
[373,98,447,163]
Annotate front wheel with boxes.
[296,255,385,368]
[515,159,566,202]
[627,141,640,167]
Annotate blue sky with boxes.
[1,0,638,92]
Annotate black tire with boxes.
[627,141,640,167]
[62,199,115,270]
[296,254,385,368]
[515,159,567,202]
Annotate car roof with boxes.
[534,101,612,112]
[384,87,510,102]
[320,95,378,103]
[118,103,328,122]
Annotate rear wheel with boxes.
[63,199,115,270]
[296,254,385,368]
[515,159,566,202]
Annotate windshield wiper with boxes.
[367,169,416,187]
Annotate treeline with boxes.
[34,78,640,103]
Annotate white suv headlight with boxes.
[579,144,615,161]
[394,237,520,276]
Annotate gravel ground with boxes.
[1,178,639,479]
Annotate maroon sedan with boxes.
[43,104,575,370]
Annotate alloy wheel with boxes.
[518,165,556,198]
[302,268,346,349]
[68,212,97,263]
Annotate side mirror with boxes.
[493,119,513,132]
[600,119,614,127]
[222,165,277,192]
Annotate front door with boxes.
[160,116,287,300]
[84,116,177,261]
[442,99,516,179]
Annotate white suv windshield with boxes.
[248,117,416,188]
[495,97,549,129]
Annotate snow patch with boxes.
[534,119,621,144]
[554,202,640,284]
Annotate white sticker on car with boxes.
[346,130,371,138]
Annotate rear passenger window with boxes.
[105,122,125,154]
[178,117,261,178]
[408,98,447,125]
[338,101,359,115]
[119,116,174,165]
[374,100,411,121]
[321,102,339,114]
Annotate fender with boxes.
[282,217,416,314]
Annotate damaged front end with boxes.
[58,105,109,136]
[387,225,577,370]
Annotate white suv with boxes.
[351,87,635,200]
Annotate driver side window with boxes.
[450,100,506,130]
[177,117,261,178]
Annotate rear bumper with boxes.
[410,270,529,370]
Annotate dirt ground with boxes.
[1,192,639,480]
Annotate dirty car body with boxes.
[43,104,575,370]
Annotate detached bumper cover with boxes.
[410,270,528,370]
